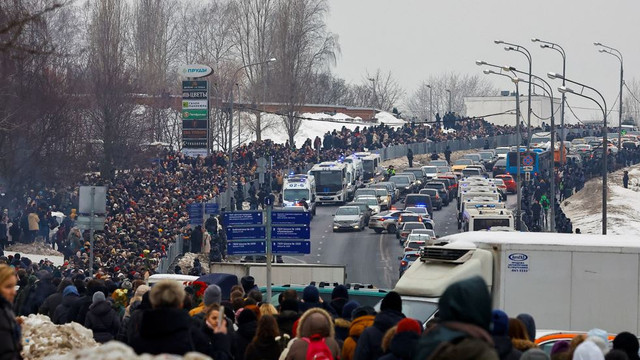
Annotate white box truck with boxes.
[394,231,640,334]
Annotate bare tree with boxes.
[271,0,337,147]
[365,69,404,111]
[85,0,140,178]
[624,78,640,125]
[406,73,498,120]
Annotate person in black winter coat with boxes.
[379,318,423,360]
[72,279,106,326]
[0,264,21,360]
[297,285,336,316]
[191,226,203,253]
[354,291,405,360]
[39,279,72,319]
[52,285,80,324]
[233,307,258,360]
[131,280,210,356]
[23,271,56,315]
[198,304,232,360]
[244,315,281,360]
[491,310,522,360]
[276,298,299,337]
[84,291,120,343]
[126,292,153,345]
[328,285,349,320]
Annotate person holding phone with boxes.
[201,304,233,360]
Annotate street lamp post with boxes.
[427,84,433,123]
[227,58,276,210]
[496,40,533,151]
[534,38,567,166]
[551,72,608,234]
[595,42,624,151]
[369,78,377,109]
[445,89,452,114]
[482,69,523,231]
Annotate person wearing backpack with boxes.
[413,276,499,360]
[284,307,340,360]
[354,291,405,360]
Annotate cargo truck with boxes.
[210,262,346,286]
[393,231,640,334]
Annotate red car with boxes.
[495,174,517,193]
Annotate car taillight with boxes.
[404,248,412,252]
[435,194,439,199]
[377,218,385,221]
[400,260,408,267]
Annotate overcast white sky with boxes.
[326,0,640,122]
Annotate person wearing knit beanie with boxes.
[380,291,402,312]
[329,285,349,319]
[491,309,522,360]
[342,301,360,320]
[520,348,550,360]
[396,318,422,335]
[92,291,106,305]
[302,285,319,303]
[550,340,570,358]
[203,284,221,306]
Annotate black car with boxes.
[419,188,443,210]
[424,182,449,205]
[492,159,507,177]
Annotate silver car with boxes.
[333,206,365,232]
[368,210,411,234]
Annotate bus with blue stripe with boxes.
[505,149,553,177]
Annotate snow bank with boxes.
[176,252,211,274]
[7,243,63,257]
[45,340,212,360]
[562,164,640,235]
[21,314,97,359]
[375,111,406,126]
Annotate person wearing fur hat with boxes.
[491,310,522,360]
[84,291,120,343]
[284,307,341,360]
[354,291,405,360]
[379,318,423,360]
[342,306,376,360]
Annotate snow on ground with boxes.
[246,111,405,146]
[562,164,640,235]
[46,341,212,360]
[21,314,97,359]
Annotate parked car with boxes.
[333,206,365,232]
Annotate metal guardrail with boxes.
[157,234,183,274]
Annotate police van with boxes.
[282,174,317,215]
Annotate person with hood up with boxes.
[520,348,550,360]
[244,314,281,360]
[613,332,640,360]
[517,313,536,343]
[131,280,209,356]
[52,285,80,324]
[241,276,258,294]
[23,270,56,315]
[342,306,376,360]
[413,276,498,360]
[84,291,120,343]
[38,278,72,318]
[297,285,335,316]
[379,318,422,360]
[491,310,521,360]
[276,298,300,338]
[335,300,359,342]
[354,291,405,360]
[573,340,605,360]
[509,318,537,352]
[284,307,341,360]
[234,307,259,360]
[328,285,349,319]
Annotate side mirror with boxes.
[397,256,402,260]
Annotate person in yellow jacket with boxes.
[189,284,221,317]
[342,306,377,360]
[28,210,40,243]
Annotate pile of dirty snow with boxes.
[21,314,97,359]
[45,340,212,360]
[7,242,63,256]
[562,164,640,235]
[176,252,210,274]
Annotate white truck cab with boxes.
[461,206,514,231]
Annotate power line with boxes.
[624,82,640,104]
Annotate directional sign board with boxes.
[226,226,266,240]
[271,211,311,225]
[272,240,311,255]
[271,225,310,240]
[182,80,208,157]
[205,203,219,215]
[227,241,266,255]
[188,203,203,225]
[223,211,263,226]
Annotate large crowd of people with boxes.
[0,265,636,360]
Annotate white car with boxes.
[355,196,381,214]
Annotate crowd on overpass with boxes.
[0,264,636,360]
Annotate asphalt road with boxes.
[282,189,518,290]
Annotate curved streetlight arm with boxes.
[594,42,623,60]
[506,67,553,96]
[561,89,605,120]
[598,48,623,65]
[500,41,532,60]
[549,74,608,115]
[535,39,566,58]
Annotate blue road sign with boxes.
[223,211,263,226]
[271,211,311,225]
[272,240,311,255]
[205,203,219,215]
[188,203,203,225]
[271,225,310,240]
[226,226,266,240]
[227,241,266,255]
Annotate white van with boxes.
[147,274,198,287]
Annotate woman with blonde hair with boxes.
[0,264,21,359]
[260,303,278,317]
